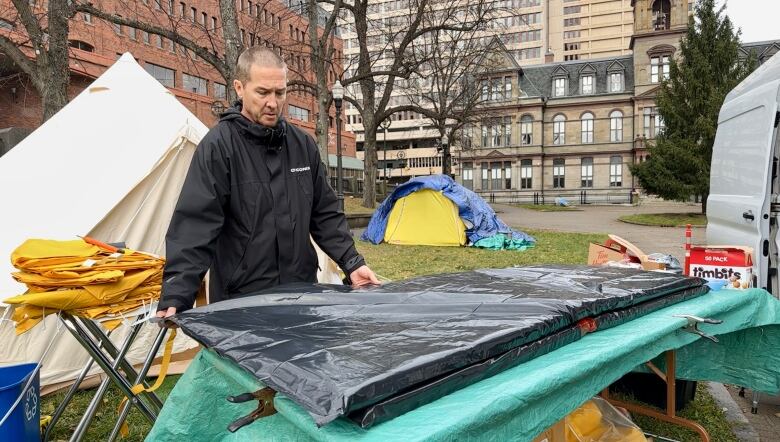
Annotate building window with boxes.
[504,76,512,99]
[81,13,92,24]
[564,17,581,27]
[179,2,185,18]
[608,72,624,92]
[155,0,162,9]
[553,77,566,97]
[68,40,95,52]
[564,54,580,61]
[288,104,310,121]
[167,0,174,14]
[492,78,502,101]
[113,15,122,35]
[183,73,207,94]
[504,162,512,189]
[650,55,670,83]
[212,16,217,30]
[610,110,623,142]
[492,124,501,147]
[481,164,489,189]
[564,42,580,51]
[142,31,150,44]
[581,157,593,188]
[144,62,175,88]
[653,0,671,30]
[520,115,533,145]
[504,116,512,146]
[516,47,541,60]
[581,112,594,143]
[491,162,502,190]
[564,5,580,14]
[156,35,163,48]
[643,107,664,138]
[482,125,489,147]
[520,159,532,189]
[580,75,593,95]
[553,158,565,188]
[128,27,137,40]
[462,162,474,189]
[214,83,226,99]
[610,156,623,187]
[190,6,196,22]
[563,30,580,39]
[553,114,566,145]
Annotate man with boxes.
[157,47,378,318]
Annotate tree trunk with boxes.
[316,98,331,172]
[219,0,241,103]
[362,128,378,208]
[701,193,708,214]
[40,0,71,122]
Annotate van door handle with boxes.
[743,210,755,221]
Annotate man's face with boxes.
[234,64,287,127]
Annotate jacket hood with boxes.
[221,100,287,149]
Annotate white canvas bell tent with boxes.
[0,53,341,387]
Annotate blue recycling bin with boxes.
[0,363,40,442]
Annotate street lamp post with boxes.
[332,80,344,212]
[380,119,392,184]
[441,134,449,177]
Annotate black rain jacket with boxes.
[158,103,364,312]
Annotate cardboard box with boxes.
[587,234,665,271]
[688,246,754,289]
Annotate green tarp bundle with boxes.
[148,288,780,441]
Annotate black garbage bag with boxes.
[170,265,707,427]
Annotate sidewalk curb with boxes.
[706,382,760,442]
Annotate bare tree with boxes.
[402,29,505,176]
[0,0,73,121]
[322,0,498,208]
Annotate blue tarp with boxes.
[360,175,535,247]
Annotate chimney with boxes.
[545,49,554,64]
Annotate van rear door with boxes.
[706,80,780,291]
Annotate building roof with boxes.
[740,40,780,65]
[519,55,635,99]
[328,153,364,170]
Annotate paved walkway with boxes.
[494,201,706,262]
[724,386,780,441]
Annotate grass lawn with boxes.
[615,384,738,442]
[516,203,581,212]
[619,212,707,227]
[344,196,376,215]
[42,228,736,441]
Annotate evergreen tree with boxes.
[631,0,755,212]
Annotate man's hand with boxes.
[155,307,178,328]
[349,265,380,288]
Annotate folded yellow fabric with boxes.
[5,238,165,335]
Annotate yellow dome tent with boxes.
[383,189,467,246]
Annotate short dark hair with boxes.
[236,47,287,82]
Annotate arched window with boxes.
[652,0,671,30]
[580,112,594,143]
[68,40,95,52]
[553,114,566,145]
[610,110,623,142]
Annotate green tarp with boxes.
[148,288,780,441]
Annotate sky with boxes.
[720,0,780,43]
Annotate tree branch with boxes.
[0,34,41,89]
[74,2,229,77]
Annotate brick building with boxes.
[0,0,362,186]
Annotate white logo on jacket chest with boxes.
[290,166,311,173]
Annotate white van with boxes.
[707,52,780,297]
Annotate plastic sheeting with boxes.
[169,265,707,426]
[360,175,535,246]
[148,288,780,441]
